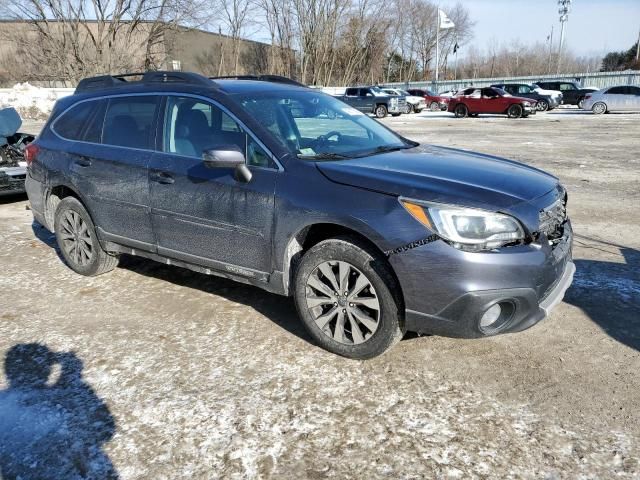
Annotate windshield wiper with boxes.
[355,144,412,157]
[298,152,352,160]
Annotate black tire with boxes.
[403,104,412,114]
[454,103,468,118]
[293,236,405,359]
[54,196,119,276]
[577,97,586,109]
[374,104,387,118]
[391,113,401,117]
[429,101,440,112]
[507,104,523,118]
[413,106,423,114]
[536,99,549,111]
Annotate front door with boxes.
[148,95,278,277]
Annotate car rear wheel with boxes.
[429,101,440,111]
[294,236,405,359]
[536,99,549,111]
[374,104,387,118]
[507,104,524,118]
[54,197,119,276]
[454,104,468,118]
[592,102,607,114]
[577,97,586,109]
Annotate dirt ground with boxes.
[0,110,639,479]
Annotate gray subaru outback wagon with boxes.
[25,72,575,359]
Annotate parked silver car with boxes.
[582,85,640,114]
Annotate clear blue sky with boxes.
[441,0,640,56]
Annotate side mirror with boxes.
[203,145,252,183]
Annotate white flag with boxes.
[439,9,455,29]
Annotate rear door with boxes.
[461,88,482,113]
[53,95,159,249]
[148,95,278,276]
[359,88,375,112]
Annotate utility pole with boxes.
[636,27,640,61]
[557,0,572,74]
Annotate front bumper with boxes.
[391,221,574,338]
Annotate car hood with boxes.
[510,96,536,104]
[316,145,558,210]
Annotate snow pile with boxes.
[0,83,73,121]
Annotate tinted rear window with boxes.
[102,96,159,149]
[54,101,100,141]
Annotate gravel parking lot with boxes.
[1,109,639,479]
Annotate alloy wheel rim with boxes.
[593,103,605,114]
[305,260,380,345]
[376,106,385,117]
[60,210,93,266]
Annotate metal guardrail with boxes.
[382,70,640,92]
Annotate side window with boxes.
[629,86,640,96]
[82,100,107,143]
[607,86,625,95]
[102,96,159,149]
[559,83,576,91]
[345,88,358,96]
[518,85,531,94]
[54,101,96,140]
[359,88,370,96]
[163,96,276,168]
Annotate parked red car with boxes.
[407,89,449,111]
[448,87,537,118]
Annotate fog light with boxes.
[480,303,502,328]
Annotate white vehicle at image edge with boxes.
[582,85,640,114]
[382,88,427,114]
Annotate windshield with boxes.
[235,91,412,160]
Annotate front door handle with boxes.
[74,156,92,167]
[151,171,175,184]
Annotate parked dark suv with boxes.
[25,71,575,359]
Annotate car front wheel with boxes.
[507,104,524,118]
[294,236,405,359]
[374,105,388,118]
[536,99,549,111]
[54,197,119,276]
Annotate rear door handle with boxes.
[74,156,92,167]
[151,171,175,184]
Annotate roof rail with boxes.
[209,74,307,87]
[75,71,214,93]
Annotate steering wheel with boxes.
[316,131,343,146]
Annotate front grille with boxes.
[538,193,567,241]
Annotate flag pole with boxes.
[454,33,458,80]
[435,9,440,88]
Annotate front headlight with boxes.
[523,101,531,107]
[400,199,525,251]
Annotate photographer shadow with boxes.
[0,343,118,479]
